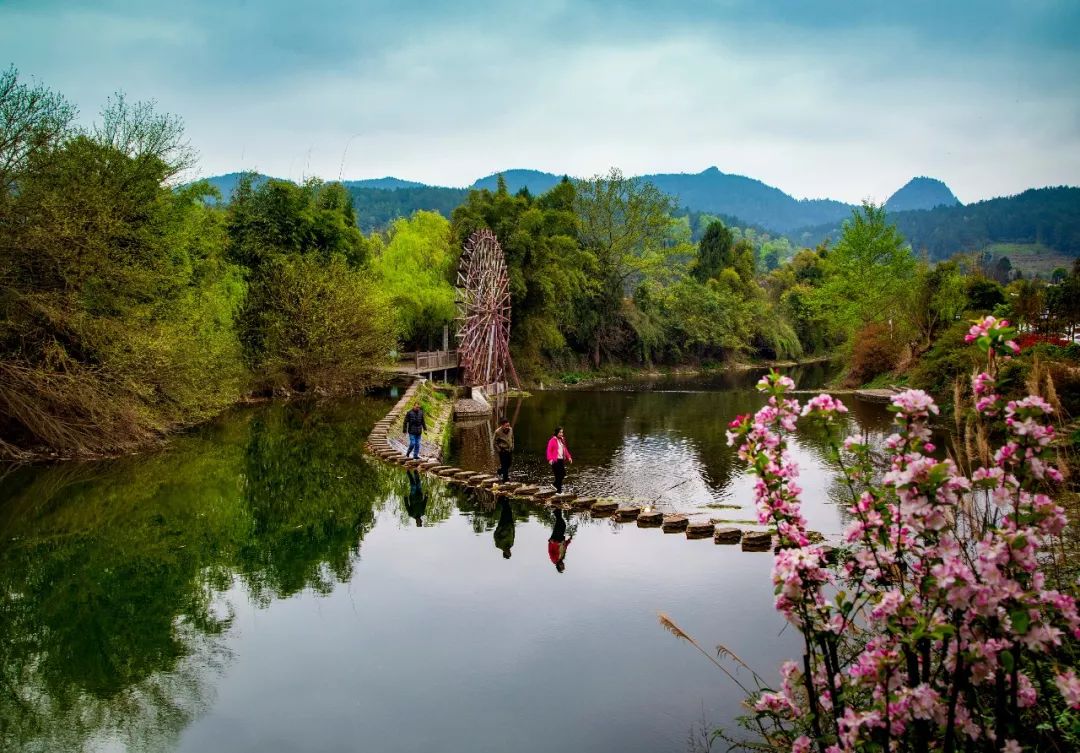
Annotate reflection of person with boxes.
[406,470,427,527]
[545,427,572,493]
[402,402,426,459]
[493,417,514,482]
[494,497,515,559]
[547,508,572,572]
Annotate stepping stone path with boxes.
[714,527,742,545]
[686,521,715,539]
[661,515,688,532]
[637,510,663,527]
[364,382,803,561]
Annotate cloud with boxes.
[2,0,1078,202]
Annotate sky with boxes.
[2,0,1079,204]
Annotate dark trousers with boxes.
[498,450,512,482]
[552,459,566,493]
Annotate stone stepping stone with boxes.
[615,506,641,521]
[496,482,522,491]
[533,489,556,500]
[453,470,479,479]
[552,493,576,506]
[637,510,663,527]
[404,459,423,468]
[713,527,743,545]
[515,485,540,496]
[478,478,500,489]
[741,531,773,552]
[591,499,618,515]
[570,496,596,510]
[686,522,715,539]
[661,515,688,533]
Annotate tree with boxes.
[0,66,76,193]
[994,255,1013,284]
[693,221,734,282]
[0,91,245,457]
[573,168,685,366]
[812,203,916,339]
[371,211,457,349]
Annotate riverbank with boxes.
[531,355,837,390]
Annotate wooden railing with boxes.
[413,350,459,372]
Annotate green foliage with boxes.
[693,221,735,282]
[573,168,690,366]
[242,254,395,392]
[371,210,457,349]
[0,79,246,457]
[812,203,916,337]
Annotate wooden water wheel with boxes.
[456,229,520,388]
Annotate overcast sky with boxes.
[3,0,1078,203]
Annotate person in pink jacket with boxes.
[546,426,573,493]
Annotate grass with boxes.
[982,243,1074,279]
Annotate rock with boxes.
[661,515,688,532]
[552,493,577,506]
[637,510,663,527]
[713,527,743,544]
[478,478,500,489]
[515,485,540,496]
[533,489,556,500]
[615,506,641,521]
[591,499,618,515]
[741,531,773,552]
[453,470,480,480]
[570,497,597,510]
[806,530,826,544]
[686,522,715,539]
[818,545,838,564]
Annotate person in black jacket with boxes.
[402,402,426,458]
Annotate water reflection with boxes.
[547,508,573,573]
[448,364,903,535]
[494,498,515,559]
[406,470,427,526]
[0,397,389,752]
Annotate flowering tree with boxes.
[725,316,1079,752]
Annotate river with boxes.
[0,367,896,752]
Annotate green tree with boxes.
[692,221,734,282]
[812,203,916,339]
[244,254,395,391]
[0,84,245,458]
[573,168,685,366]
[371,210,457,349]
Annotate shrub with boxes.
[845,323,902,386]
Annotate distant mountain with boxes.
[471,169,565,195]
[343,177,426,190]
[200,171,274,203]
[885,177,961,213]
[791,187,1080,260]
[471,167,857,233]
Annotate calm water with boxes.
[0,371,896,753]
[451,365,896,535]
